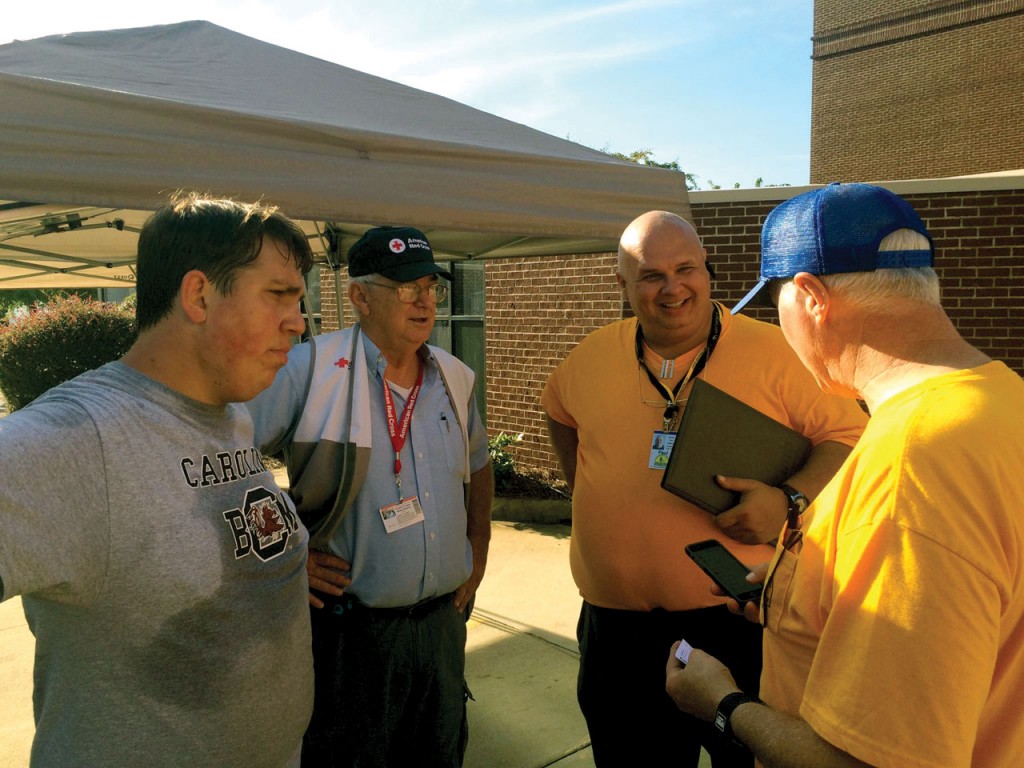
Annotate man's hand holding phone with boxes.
[712,562,768,624]
[685,539,767,624]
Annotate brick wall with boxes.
[810,1,1024,182]
[910,188,1024,365]
[815,0,928,30]
[483,182,1024,475]
[317,266,352,332]
[484,255,622,472]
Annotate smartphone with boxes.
[685,539,763,604]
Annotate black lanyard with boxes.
[635,303,722,430]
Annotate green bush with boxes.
[488,431,524,492]
[1,289,96,322]
[0,294,137,411]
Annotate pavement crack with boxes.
[470,607,580,658]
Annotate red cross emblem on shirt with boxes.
[335,357,350,369]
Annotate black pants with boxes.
[577,602,762,768]
[302,593,469,768]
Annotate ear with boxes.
[791,272,830,323]
[179,270,212,324]
[349,280,371,317]
[615,269,627,291]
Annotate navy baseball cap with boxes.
[732,182,934,314]
[347,226,453,282]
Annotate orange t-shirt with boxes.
[542,308,867,611]
[761,363,1024,767]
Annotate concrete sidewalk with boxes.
[0,595,34,768]
[464,522,594,767]
[0,522,595,768]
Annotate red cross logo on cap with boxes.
[389,238,406,254]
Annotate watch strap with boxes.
[778,482,809,528]
[714,691,762,745]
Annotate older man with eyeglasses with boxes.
[666,183,1024,767]
[247,225,493,767]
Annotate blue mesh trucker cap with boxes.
[731,182,934,314]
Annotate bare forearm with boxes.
[666,648,872,767]
[467,462,493,563]
[786,440,851,499]
[454,463,493,612]
[731,703,873,768]
[545,416,578,491]
[714,440,855,543]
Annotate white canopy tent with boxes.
[0,20,690,289]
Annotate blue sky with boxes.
[5,0,816,188]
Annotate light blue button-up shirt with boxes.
[328,335,489,607]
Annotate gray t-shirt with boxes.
[0,362,312,767]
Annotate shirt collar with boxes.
[358,326,437,381]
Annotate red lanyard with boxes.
[381,364,424,491]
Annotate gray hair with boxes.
[348,273,381,318]
[819,229,940,310]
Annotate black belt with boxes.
[325,591,455,619]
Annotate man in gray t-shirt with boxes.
[0,193,315,768]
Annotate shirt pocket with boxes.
[436,411,466,479]
[764,546,800,635]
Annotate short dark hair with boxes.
[135,192,314,330]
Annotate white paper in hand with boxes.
[675,638,694,665]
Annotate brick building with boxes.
[318,176,1023,475]
[482,177,1024,474]
[810,0,1024,182]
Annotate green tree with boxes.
[606,147,699,191]
[598,143,791,191]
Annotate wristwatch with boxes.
[714,691,762,746]
[778,483,809,525]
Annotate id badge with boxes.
[648,430,675,470]
[379,495,425,533]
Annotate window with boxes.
[430,261,487,422]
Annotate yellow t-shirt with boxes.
[761,362,1024,768]
[541,307,868,611]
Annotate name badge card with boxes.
[379,495,425,534]
[649,430,676,470]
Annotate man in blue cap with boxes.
[543,209,866,768]
[665,183,1024,767]
[248,225,493,767]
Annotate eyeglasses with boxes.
[638,365,673,409]
[364,280,448,304]
[760,507,804,628]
